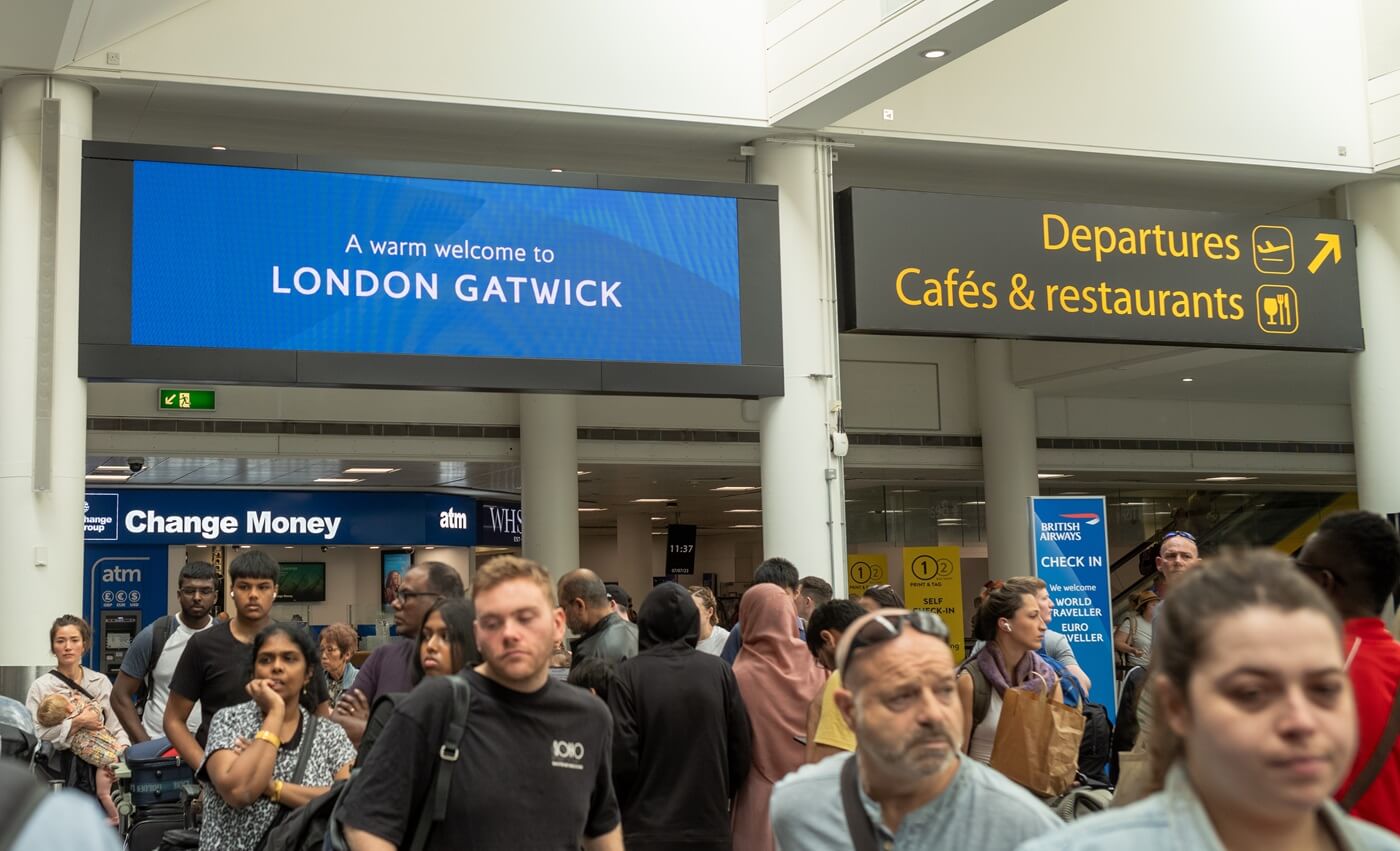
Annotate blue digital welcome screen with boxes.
[129,161,742,364]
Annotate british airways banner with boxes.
[1029,495,1117,722]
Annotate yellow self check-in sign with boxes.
[837,189,1361,352]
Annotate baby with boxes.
[36,692,123,822]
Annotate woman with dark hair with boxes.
[199,624,355,851]
[858,584,904,611]
[957,583,1060,765]
[1022,550,1400,851]
[26,615,130,822]
[410,597,480,684]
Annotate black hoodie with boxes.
[607,582,753,851]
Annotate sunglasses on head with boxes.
[1162,530,1196,543]
[841,611,949,678]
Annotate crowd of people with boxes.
[7,512,1400,850]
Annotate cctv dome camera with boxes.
[127,457,146,473]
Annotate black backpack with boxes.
[135,615,176,718]
[263,674,471,851]
[1076,702,1113,780]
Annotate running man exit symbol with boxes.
[157,388,216,410]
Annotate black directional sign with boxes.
[836,188,1362,352]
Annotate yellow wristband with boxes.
[252,730,282,749]
[271,779,284,804]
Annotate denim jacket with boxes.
[1018,765,1400,851]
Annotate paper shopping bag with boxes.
[988,681,1086,797]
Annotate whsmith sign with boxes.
[836,188,1362,351]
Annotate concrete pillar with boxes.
[615,511,654,599]
[1342,179,1400,517]
[752,138,847,594]
[519,394,579,584]
[974,339,1039,579]
[0,76,92,698]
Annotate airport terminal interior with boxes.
[3,0,1400,848]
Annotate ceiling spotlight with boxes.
[550,168,564,173]
[724,508,762,514]
[577,471,590,476]
[921,49,949,59]
[631,498,674,504]
[578,507,607,512]
[343,467,399,474]
[711,486,759,492]
[962,500,986,506]
[650,516,667,521]
[1197,475,1258,482]
[315,477,363,484]
[210,145,227,151]
[369,546,380,550]
[731,524,762,529]
[1037,473,1072,479]
[1182,377,1194,383]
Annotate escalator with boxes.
[1109,491,1357,613]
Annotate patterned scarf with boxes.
[975,641,1057,696]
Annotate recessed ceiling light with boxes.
[85,474,131,482]
[284,546,295,549]
[711,486,759,492]
[962,500,986,506]
[315,477,362,484]
[1181,377,1194,383]
[631,498,674,503]
[344,467,399,474]
[936,517,962,523]
[652,531,667,536]
[210,145,227,151]
[425,546,436,550]
[550,168,563,173]
[1118,501,1150,506]
[725,508,762,514]
[578,507,607,512]
[1197,476,1257,482]
[921,49,949,59]
[194,544,209,548]
[650,516,667,521]
[94,465,133,472]
[577,471,590,476]
[731,524,762,529]
[369,546,380,550]
[1038,473,1072,479]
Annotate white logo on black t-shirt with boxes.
[551,739,585,769]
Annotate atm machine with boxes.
[98,610,142,679]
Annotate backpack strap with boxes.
[969,663,991,730]
[1340,679,1400,810]
[46,670,96,702]
[289,713,319,786]
[838,756,880,851]
[406,673,471,851]
[0,760,48,851]
[137,615,173,716]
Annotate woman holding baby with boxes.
[26,614,131,823]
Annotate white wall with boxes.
[64,0,768,124]
[831,0,1373,173]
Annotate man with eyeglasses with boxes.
[111,561,219,742]
[334,561,465,744]
[771,609,1059,850]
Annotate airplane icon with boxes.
[1252,225,1294,274]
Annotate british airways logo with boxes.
[1060,512,1101,526]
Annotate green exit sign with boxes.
[158,389,216,411]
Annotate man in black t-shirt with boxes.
[342,556,622,851]
[164,550,330,767]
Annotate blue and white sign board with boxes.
[130,162,741,365]
[1029,495,1117,722]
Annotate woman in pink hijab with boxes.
[730,583,826,850]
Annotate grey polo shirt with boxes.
[771,752,1060,850]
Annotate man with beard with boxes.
[608,582,752,851]
[770,609,1058,849]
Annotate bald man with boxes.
[559,569,638,667]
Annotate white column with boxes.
[0,76,92,694]
[974,339,1039,580]
[1342,179,1400,516]
[615,511,654,595]
[519,394,579,584]
[753,138,847,594]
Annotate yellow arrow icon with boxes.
[163,394,176,405]
[1307,233,1341,274]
